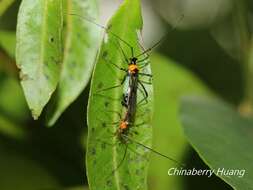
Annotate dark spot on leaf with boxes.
[97,82,103,89]
[101,142,106,149]
[89,147,96,156]
[102,51,108,58]
[77,32,81,38]
[50,37,54,43]
[104,101,109,107]
[50,56,60,64]
[102,122,106,128]
[93,160,97,165]
[91,128,95,133]
[123,184,130,190]
[106,180,112,187]
[44,74,50,80]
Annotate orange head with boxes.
[120,121,128,130]
[128,64,139,74]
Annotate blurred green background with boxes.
[0,0,252,189]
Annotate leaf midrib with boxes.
[38,0,48,86]
[110,7,141,190]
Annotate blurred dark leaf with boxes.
[152,0,233,30]
[180,96,253,190]
[0,0,21,30]
[159,29,243,104]
[210,17,241,61]
[0,0,15,17]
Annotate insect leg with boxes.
[111,144,128,174]
[102,56,127,72]
[138,72,152,78]
[137,80,149,105]
[138,79,152,85]
[112,39,130,64]
[96,74,127,93]
[137,86,148,106]
[122,134,186,167]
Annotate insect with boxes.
[69,13,153,109]
[70,13,185,164]
[105,107,186,173]
[71,12,185,189]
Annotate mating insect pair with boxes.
[71,10,185,189]
[84,15,183,166]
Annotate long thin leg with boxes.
[137,84,148,106]
[138,80,148,99]
[122,134,186,167]
[112,39,129,64]
[112,144,128,174]
[138,40,146,51]
[136,13,184,58]
[137,56,149,64]
[139,61,150,69]
[96,137,117,147]
[93,93,121,102]
[105,110,122,120]
[113,37,134,59]
[96,74,127,93]
[138,72,152,77]
[134,122,146,127]
[102,56,127,72]
[137,36,151,59]
[138,79,152,85]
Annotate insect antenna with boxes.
[122,134,186,168]
[136,14,185,58]
[69,13,134,54]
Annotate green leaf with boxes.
[16,0,63,119]
[148,54,210,190]
[0,0,15,17]
[46,0,100,126]
[87,0,153,189]
[180,96,253,190]
[0,30,16,58]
